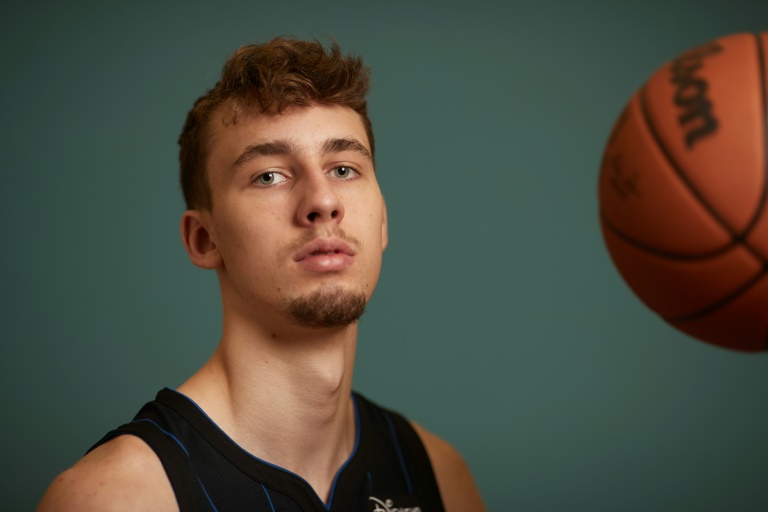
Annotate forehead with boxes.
[205,103,371,169]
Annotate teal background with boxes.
[4,1,768,510]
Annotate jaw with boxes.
[285,283,368,329]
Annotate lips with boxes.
[294,238,356,272]
[294,238,355,261]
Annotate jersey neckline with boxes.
[158,387,363,511]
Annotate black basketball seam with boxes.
[600,212,735,260]
[604,207,765,323]
[634,38,768,323]
[751,32,768,350]
[666,267,768,322]
[638,84,737,237]
[599,95,735,259]
[737,33,768,244]
[672,34,768,324]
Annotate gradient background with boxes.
[4,1,768,510]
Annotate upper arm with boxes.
[37,435,178,512]
[410,422,486,512]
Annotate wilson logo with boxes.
[669,41,723,148]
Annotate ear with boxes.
[380,197,388,251]
[180,210,222,269]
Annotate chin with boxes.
[285,284,368,328]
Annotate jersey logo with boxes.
[369,496,422,512]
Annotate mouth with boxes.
[294,238,356,263]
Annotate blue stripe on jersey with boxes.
[384,412,413,494]
[198,476,220,512]
[131,418,191,457]
[131,418,219,511]
[261,484,277,512]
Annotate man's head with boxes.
[179,37,374,211]
[178,39,387,332]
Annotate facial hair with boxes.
[286,284,368,328]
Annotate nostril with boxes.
[330,210,339,219]
[307,212,319,222]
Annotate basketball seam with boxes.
[631,34,768,324]
[750,32,768,350]
[756,32,768,350]
[638,84,736,238]
[739,33,768,242]
[666,268,766,322]
[599,92,735,258]
[600,213,736,260]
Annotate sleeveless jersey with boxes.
[89,388,445,512]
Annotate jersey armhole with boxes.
[89,421,210,512]
[385,412,447,512]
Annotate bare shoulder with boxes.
[410,421,486,512]
[37,435,177,512]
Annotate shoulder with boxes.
[37,435,177,512]
[410,421,486,512]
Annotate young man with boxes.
[38,38,485,512]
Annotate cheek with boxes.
[364,208,386,250]
[213,213,272,269]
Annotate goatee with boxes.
[286,285,367,328]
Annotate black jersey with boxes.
[89,389,445,512]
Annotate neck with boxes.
[178,314,359,503]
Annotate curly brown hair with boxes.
[178,37,373,210]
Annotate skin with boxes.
[38,104,485,512]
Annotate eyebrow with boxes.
[321,137,372,160]
[230,137,372,171]
[231,140,295,169]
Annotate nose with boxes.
[295,173,345,226]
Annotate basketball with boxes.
[599,33,768,352]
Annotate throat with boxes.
[288,394,360,505]
[183,320,361,501]
[240,390,359,505]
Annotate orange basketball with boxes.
[599,32,768,352]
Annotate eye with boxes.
[330,166,358,179]
[253,171,287,186]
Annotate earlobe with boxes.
[381,199,388,251]
[180,210,222,269]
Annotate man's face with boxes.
[193,103,387,331]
